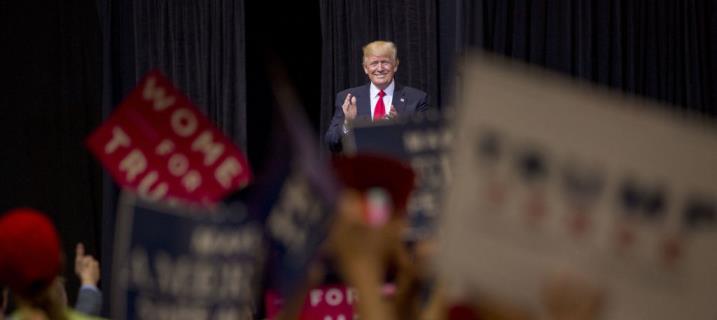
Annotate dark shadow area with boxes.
[0,0,103,305]
[246,1,322,174]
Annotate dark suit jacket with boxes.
[325,83,429,152]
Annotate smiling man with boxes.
[325,40,429,153]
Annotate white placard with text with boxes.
[438,55,717,320]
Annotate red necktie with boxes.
[373,90,386,121]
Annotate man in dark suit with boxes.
[325,40,429,153]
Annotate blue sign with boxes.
[245,93,341,298]
[346,112,451,239]
[112,194,265,320]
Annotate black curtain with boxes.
[460,0,717,116]
[97,0,247,314]
[245,1,322,175]
[0,0,103,305]
[100,0,248,144]
[323,0,717,121]
[319,0,440,148]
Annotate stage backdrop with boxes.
[459,0,716,116]
[0,0,103,307]
[319,0,716,141]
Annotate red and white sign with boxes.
[265,285,356,320]
[87,71,252,204]
[265,283,397,319]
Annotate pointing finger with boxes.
[76,243,85,259]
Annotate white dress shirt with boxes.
[370,80,394,120]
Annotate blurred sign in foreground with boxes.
[112,193,265,320]
[345,112,450,240]
[87,71,251,204]
[439,55,717,319]
[253,70,341,299]
[265,285,356,320]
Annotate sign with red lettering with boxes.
[86,71,252,204]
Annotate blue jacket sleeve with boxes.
[325,91,349,153]
[75,285,102,316]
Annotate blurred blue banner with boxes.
[246,80,341,299]
[112,194,265,320]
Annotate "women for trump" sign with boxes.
[87,71,252,204]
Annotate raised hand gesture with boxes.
[342,93,357,123]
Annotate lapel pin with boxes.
[400,98,405,102]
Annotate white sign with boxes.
[438,54,717,320]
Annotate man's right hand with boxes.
[342,93,357,123]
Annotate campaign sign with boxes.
[438,55,717,319]
[250,78,341,298]
[87,71,252,204]
[345,111,451,239]
[265,285,357,320]
[112,193,265,320]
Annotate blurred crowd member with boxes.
[73,244,101,316]
[0,208,104,320]
[331,154,420,318]
[327,190,418,319]
[275,154,421,319]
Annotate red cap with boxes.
[331,153,416,214]
[0,208,62,294]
